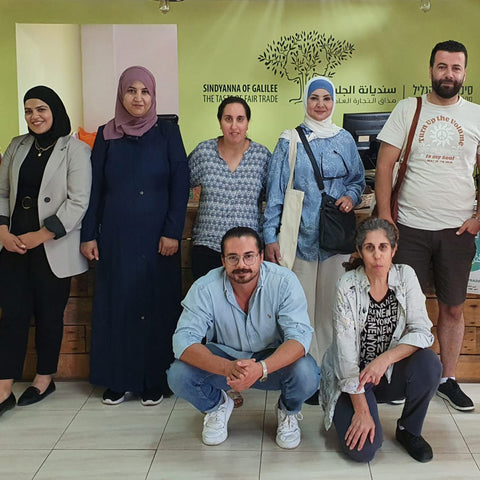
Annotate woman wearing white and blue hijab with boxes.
[264,76,365,397]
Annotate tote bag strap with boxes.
[286,129,298,189]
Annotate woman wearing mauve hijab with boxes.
[0,86,92,416]
[263,77,365,401]
[81,66,189,406]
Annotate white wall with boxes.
[16,24,179,134]
[16,24,83,134]
[81,24,179,132]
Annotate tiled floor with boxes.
[2,382,480,479]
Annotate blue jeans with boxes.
[167,344,320,414]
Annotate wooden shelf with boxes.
[21,206,480,382]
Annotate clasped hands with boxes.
[0,227,52,254]
[225,358,262,392]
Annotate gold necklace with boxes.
[34,138,56,157]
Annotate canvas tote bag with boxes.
[278,130,304,269]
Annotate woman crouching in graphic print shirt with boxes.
[320,217,441,463]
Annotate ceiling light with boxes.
[420,0,431,12]
[154,0,184,15]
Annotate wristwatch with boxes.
[259,360,268,382]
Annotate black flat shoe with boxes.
[0,393,16,416]
[18,381,56,406]
[396,424,433,462]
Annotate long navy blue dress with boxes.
[81,118,189,393]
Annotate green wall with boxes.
[1,0,479,153]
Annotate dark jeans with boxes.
[332,348,441,462]
[0,247,71,378]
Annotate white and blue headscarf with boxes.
[302,76,341,139]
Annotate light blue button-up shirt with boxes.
[172,261,313,359]
[263,126,365,262]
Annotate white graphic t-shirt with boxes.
[378,95,480,230]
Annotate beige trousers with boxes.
[293,254,349,364]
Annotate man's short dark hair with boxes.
[220,227,264,256]
[430,40,468,68]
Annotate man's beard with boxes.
[228,268,256,284]
[432,78,463,99]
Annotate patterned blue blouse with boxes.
[263,125,365,262]
[189,138,271,252]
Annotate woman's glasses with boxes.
[223,253,259,266]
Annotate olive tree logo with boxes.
[258,31,355,103]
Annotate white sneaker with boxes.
[276,405,302,449]
[202,390,234,446]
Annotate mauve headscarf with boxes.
[103,66,157,140]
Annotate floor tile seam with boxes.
[367,461,374,480]
[152,397,178,451]
[51,447,158,451]
[471,452,480,472]
[449,410,476,454]
[31,448,56,480]
[139,448,157,480]
[258,398,268,480]
[28,405,84,452]
[156,446,264,452]
[261,447,342,453]
[83,383,99,406]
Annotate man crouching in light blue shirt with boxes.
[168,226,320,448]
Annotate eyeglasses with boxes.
[223,253,259,266]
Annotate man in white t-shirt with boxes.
[375,40,480,412]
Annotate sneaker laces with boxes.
[278,410,303,433]
[451,380,462,394]
[445,379,467,398]
[204,405,227,428]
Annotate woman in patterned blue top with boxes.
[264,77,365,381]
[189,96,271,280]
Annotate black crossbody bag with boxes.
[295,126,356,254]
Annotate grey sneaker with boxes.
[276,405,303,449]
[437,379,474,411]
[202,390,234,445]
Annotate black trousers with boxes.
[191,245,222,280]
[0,246,71,379]
[332,348,442,462]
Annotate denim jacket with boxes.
[320,264,434,430]
[263,126,365,262]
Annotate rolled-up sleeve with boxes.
[172,283,215,359]
[263,137,290,245]
[52,138,92,235]
[275,270,313,354]
[332,279,363,394]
